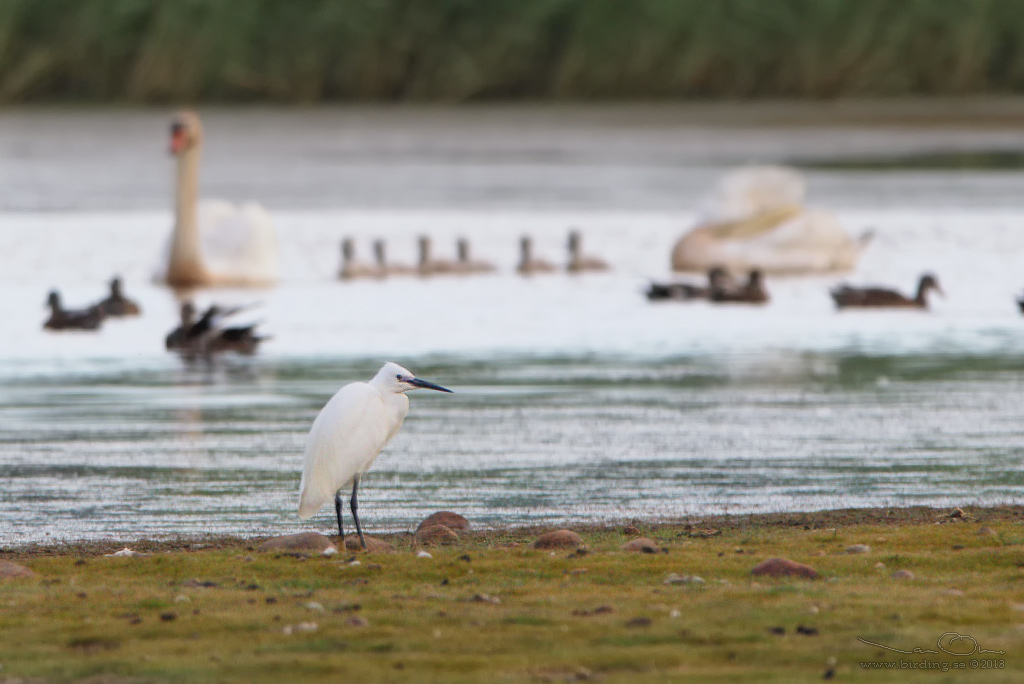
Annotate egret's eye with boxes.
[396,373,403,380]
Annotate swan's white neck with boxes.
[167,143,206,286]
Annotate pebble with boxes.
[532,530,585,550]
[978,526,998,536]
[174,594,190,603]
[942,589,965,597]
[305,602,325,612]
[415,524,460,546]
[471,593,501,604]
[663,573,704,585]
[343,535,394,553]
[620,537,661,553]
[258,533,335,555]
[322,547,338,557]
[750,558,820,579]
[416,511,470,533]
[669,609,681,618]
[622,524,642,536]
[0,560,35,579]
[845,544,871,554]
[106,547,148,558]
[416,550,433,559]
[874,562,886,569]
[346,616,369,627]
[282,622,318,635]
[891,570,915,580]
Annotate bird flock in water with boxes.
[41,252,1024,351]
[40,111,1024,353]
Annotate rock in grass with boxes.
[259,533,335,555]
[664,573,703,585]
[416,511,470,533]
[415,524,460,546]
[978,526,998,536]
[343,535,393,553]
[532,530,584,549]
[0,560,35,579]
[750,558,820,579]
[845,544,871,554]
[620,537,660,553]
[891,569,915,580]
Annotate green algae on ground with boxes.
[2,507,1024,683]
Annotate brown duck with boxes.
[710,270,769,304]
[831,273,943,310]
[96,277,141,316]
[646,267,731,302]
[44,291,105,331]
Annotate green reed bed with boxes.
[3,0,1024,103]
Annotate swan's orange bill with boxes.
[169,127,188,155]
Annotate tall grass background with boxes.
[2,0,1024,103]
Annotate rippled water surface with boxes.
[1,106,1023,544]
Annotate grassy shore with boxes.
[5,0,1024,103]
[2,506,1024,683]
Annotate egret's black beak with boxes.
[408,377,453,393]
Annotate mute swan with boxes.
[671,167,872,275]
[710,270,770,304]
[455,238,496,274]
[96,277,141,316]
[566,230,609,273]
[159,111,278,288]
[44,291,104,331]
[831,274,943,310]
[516,236,556,275]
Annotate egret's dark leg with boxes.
[350,475,367,550]
[334,492,345,540]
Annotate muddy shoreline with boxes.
[5,504,1020,559]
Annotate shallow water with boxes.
[1,106,1023,544]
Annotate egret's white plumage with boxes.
[297,362,452,546]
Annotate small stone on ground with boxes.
[0,560,35,579]
[620,537,661,553]
[343,535,393,553]
[416,511,470,533]
[532,530,584,549]
[750,558,820,579]
[415,524,460,546]
[259,533,335,554]
[845,544,871,554]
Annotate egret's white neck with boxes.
[167,143,205,285]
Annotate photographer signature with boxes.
[858,632,1005,656]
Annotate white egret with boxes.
[297,362,453,549]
